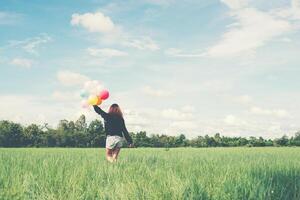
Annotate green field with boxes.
[0,148,299,200]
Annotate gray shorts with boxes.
[106,135,125,149]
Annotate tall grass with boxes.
[0,148,299,200]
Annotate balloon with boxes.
[96,85,103,94]
[80,90,88,98]
[88,95,98,106]
[99,90,109,100]
[84,80,103,95]
[96,96,102,105]
[81,100,89,108]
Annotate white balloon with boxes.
[82,80,104,96]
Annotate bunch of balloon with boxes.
[80,89,109,108]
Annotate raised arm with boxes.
[121,119,133,144]
[93,105,109,120]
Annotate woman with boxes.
[93,104,133,162]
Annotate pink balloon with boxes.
[99,90,109,100]
[81,100,89,109]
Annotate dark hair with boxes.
[108,104,123,118]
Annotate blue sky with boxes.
[0,0,300,138]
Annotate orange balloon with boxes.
[96,96,102,105]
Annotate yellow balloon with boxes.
[88,95,98,105]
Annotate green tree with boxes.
[134,131,151,147]
[0,121,24,147]
[75,115,87,132]
[23,124,43,147]
[87,119,105,147]
[175,134,187,147]
[274,135,289,146]
[292,131,300,146]
[214,133,222,146]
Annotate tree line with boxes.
[0,115,299,147]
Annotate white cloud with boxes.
[224,114,246,125]
[291,0,300,19]
[165,48,181,56]
[8,34,52,55]
[250,106,289,118]
[281,37,292,42]
[123,37,160,51]
[0,95,65,125]
[235,95,252,104]
[162,109,182,120]
[0,94,99,126]
[71,12,115,33]
[164,48,205,58]
[114,107,163,133]
[200,80,233,92]
[166,0,299,59]
[52,91,78,102]
[181,105,196,113]
[0,11,22,25]
[70,12,159,51]
[10,58,33,68]
[87,47,128,57]
[123,109,150,132]
[144,0,174,6]
[169,121,198,133]
[161,108,194,121]
[220,0,249,10]
[205,6,292,57]
[224,115,237,125]
[57,71,90,87]
[273,0,300,20]
[142,86,173,97]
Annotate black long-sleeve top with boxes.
[93,105,133,144]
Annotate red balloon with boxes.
[99,90,109,100]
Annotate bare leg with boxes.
[112,147,121,162]
[106,148,114,163]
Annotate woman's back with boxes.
[104,114,125,137]
[93,105,133,144]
